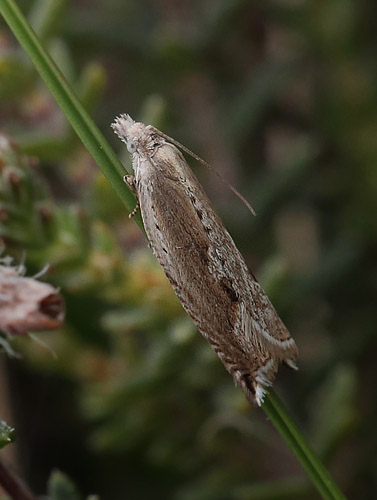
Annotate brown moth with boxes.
[112,114,298,405]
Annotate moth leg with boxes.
[128,202,140,218]
[123,174,140,218]
[123,174,136,193]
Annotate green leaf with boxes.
[0,419,16,449]
[47,470,81,500]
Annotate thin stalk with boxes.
[0,2,347,499]
[263,391,347,500]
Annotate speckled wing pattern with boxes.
[112,114,298,405]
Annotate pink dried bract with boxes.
[0,264,65,336]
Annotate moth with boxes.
[112,114,298,405]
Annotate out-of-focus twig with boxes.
[0,457,37,500]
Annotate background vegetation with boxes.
[1,0,376,499]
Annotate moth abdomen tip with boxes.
[255,385,267,406]
[285,358,299,370]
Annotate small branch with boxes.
[0,457,37,500]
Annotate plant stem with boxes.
[263,390,347,500]
[0,1,347,499]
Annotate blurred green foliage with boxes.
[47,469,100,500]
[0,0,376,499]
[0,419,15,449]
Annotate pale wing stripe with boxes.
[239,302,295,349]
[257,325,296,349]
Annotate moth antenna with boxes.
[150,126,256,216]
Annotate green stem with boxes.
[263,390,347,500]
[0,0,139,222]
[0,1,347,499]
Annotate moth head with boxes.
[111,114,154,156]
[111,114,136,147]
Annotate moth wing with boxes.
[136,144,297,405]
